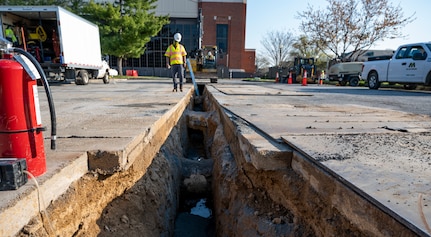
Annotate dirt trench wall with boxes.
[17,98,192,236]
[203,88,419,237]
[93,121,187,237]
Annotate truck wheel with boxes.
[75,77,83,85]
[76,70,89,85]
[349,76,359,87]
[102,73,110,84]
[367,71,380,89]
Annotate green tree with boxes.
[81,0,168,75]
[298,0,415,61]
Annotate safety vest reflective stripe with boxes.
[165,44,187,65]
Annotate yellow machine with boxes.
[290,57,317,83]
[188,45,217,73]
[28,25,47,42]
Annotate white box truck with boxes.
[0,5,112,85]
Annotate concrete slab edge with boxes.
[0,152,88,237]
[1,89,194,236]
[290,148,425,236]
[205,86,292,171]
[87,89,193,174]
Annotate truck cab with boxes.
[388,44,429,83]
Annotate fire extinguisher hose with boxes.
[12,47,57,150]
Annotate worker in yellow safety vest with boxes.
[165,32,187,92]
[5,26,17,46]
[320,70,325,85]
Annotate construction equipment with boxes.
[27,25,47,42]
[196,45,217,73]
[187,45,218,80]
[290,57,317,83]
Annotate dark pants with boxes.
[171,64,184,89]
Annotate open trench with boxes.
[18,84,422,237]
[87,84,304,236]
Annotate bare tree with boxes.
[255,52,270,70]
[298,0,415,61]
[260,30,295,67]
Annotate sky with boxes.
[245,0,429,54]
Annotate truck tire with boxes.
[349,76,359,87]
[367,71,380,89]
[102,72,110,84]
[76,70,89,85]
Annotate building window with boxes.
[109,19,199,68]
[147,21,198,67]
[216,24,228,54]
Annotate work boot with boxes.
[180,85,183,92]
[172,88,177,92]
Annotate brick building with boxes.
[198,0,255,74]
[118,0,256,77]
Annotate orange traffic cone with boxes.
[275,72,279,83]
[301,70,308,86]
[287,72,292,84]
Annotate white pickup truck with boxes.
[361,42,431,89]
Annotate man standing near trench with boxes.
[165,32,187,92]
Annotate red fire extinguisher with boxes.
[0,39,56,178]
